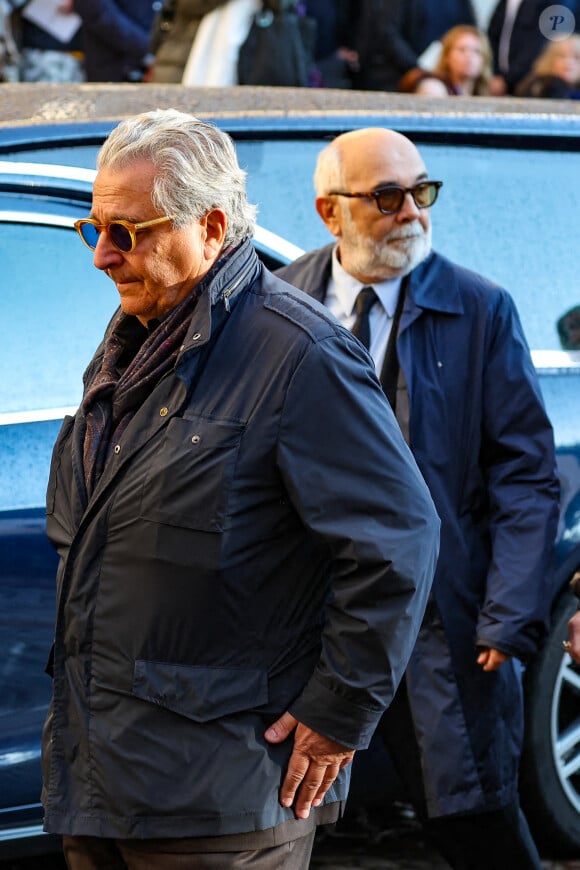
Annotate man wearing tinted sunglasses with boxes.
[42,110,440,869]
[276,127,559,870]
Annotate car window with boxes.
[421,143,580,354]
[1,221,113,511]
[2,221,113,413]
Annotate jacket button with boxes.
[160,407,168,417]
[192,332,202,341]
[114,445,121,454]
[191,434,200,444]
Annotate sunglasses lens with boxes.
[414,183,438,208]
[78,221,100,249]
[108,222,133,252]
[376,188,404,213]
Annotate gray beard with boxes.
[342,220,432,281]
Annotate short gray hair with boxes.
[97,109,257,246]
[313,139,344,196]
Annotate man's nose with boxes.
[396,191,422,221]
[92,230,123,270]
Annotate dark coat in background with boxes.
[488,0,580,93]
[74,0,159,81]
[42,242,439,838]
[515,72,580,99]
[305,0,359,87]
[276,246,560,817]
[354,0,475,91]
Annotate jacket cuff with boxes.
[288,675,384,750]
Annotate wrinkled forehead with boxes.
[341,134,428,190]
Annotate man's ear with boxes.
[315,195,342,238]
[202,208,227,258]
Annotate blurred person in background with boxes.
[303,0,359,88]
[353,0,476,91]
[149,0,341,86]
[433,24,493,94]
[487,0,579,94]
[515,34,580,98]
[74,0,159,81]
[148,0,238,83]
[12,0,84,82]
[0,0,23,81]
[398,66,452,95]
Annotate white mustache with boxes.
[386,225,425,242]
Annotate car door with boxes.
[0,167,114,842]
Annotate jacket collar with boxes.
[406,251,464,315]
[312,246,464,316]
[181,237,260,353]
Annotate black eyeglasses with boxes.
[328,181,443,215]
[74,215,174,253]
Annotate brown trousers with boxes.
[62,831,317,870]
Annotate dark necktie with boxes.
[380,283,406,412]
[351,286,377,350]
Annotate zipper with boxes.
[222,252,258,312]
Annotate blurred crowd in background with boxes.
[0,0,579,100]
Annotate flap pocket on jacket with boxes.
[132,660,268,723]
[139,416,244,532]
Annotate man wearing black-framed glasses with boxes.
[276,127,559,870]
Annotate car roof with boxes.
[1,83,580,144]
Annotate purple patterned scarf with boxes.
[81,286,202,498]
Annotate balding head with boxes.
[313,128,435,284]
[314,128,425,197]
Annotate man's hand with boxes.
[566,611,580,665]
[477,647,510,671]
[264,712,355,819]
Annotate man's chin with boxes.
[389,240,430,276]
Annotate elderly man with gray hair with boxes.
[41,109,439,870]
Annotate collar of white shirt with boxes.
[329,245,403,324]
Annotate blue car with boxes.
[0,85,578,859]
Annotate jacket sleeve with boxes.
[277,330,440,749]
[74,0,151,55]
[475,289,560,661]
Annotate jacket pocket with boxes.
[132,660,268,723]
[139,415,244,532]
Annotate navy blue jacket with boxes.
[74,0,158,81]
[277,246,560,815]
[42,241,439,837]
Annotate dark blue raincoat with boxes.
[277,246,560,817]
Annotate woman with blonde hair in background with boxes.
[515,34,580,99]
[434,24,493,95]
